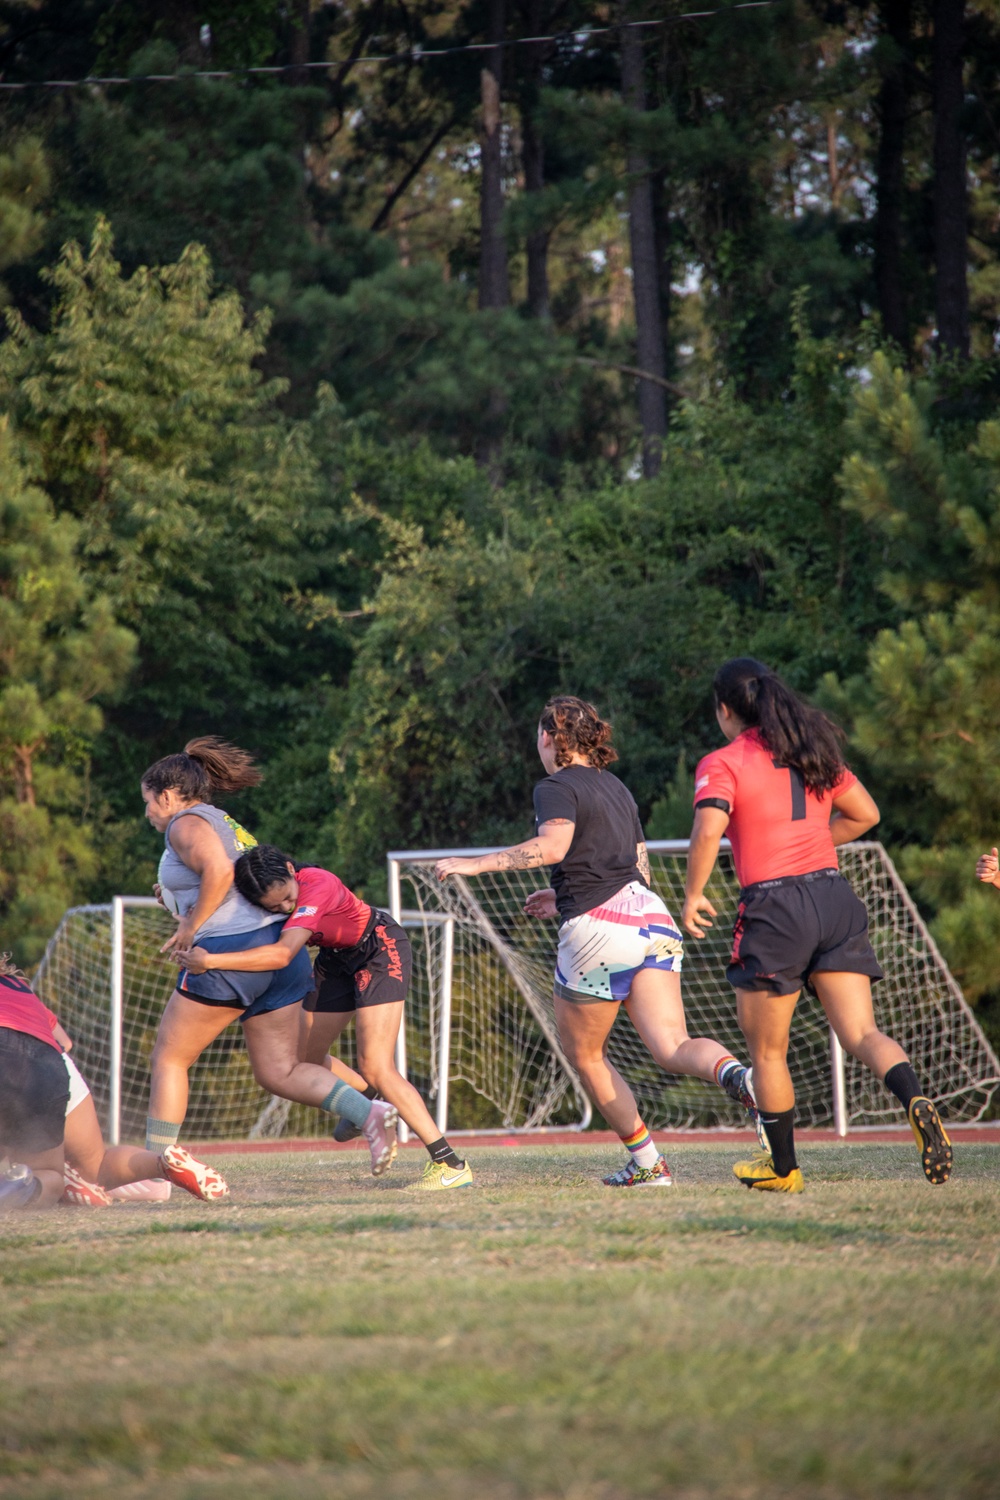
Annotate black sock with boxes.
[760,1108,797,1177]
[884,1061,923,1112]
[362,1085,378,1100]
[427,1137,463,1170]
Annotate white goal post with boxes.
[387,839,1000,1139]
[32,840,1000,1144]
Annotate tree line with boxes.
[0,0,999,1055]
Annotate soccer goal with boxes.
[387,839,1000,1137]
[32,841,1000,1143]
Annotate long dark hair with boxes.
[539,696,618,770]
[141,736,263,802]
[234,844,300,906]
[712,658,845,794]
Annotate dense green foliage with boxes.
[0,0,998,1054]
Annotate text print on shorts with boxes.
[555,881,683,1003]
[376,923,404,983]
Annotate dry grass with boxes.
[1,1141,998,1499]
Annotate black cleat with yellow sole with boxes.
[908,1096,953,1185]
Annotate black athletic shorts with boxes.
[0,1028,70,1155]
[727,868,884,995]
[304,911,412,1013]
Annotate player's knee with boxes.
[251,1060,291,1094]
[357,1057,395,1092]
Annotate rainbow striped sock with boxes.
[714,1055,740,1089]
[621,1122,659,1169]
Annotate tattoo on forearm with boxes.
[637,843,651,882]
[498,847,545,870]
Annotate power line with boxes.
[0,3,778,92]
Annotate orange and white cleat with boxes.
[160,1144,229,1201]
[62,1164,115,1207]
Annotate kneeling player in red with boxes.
[0,954,227,1209]
[683,658,952,1192]
[176,848,472,1190]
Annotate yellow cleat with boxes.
[733,1152,804,1193]
[908,1097,953,1185]
[406,1159,474,1191]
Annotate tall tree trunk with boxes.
[620,1,667,478]
[933,0,969,357]
[289,0,311,85]
[874,0,911,351]
[522,0,551,319]
[479,0,509,311]
[651,167,672,382]
[523,109,550,319]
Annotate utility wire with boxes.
[0,3,777,91]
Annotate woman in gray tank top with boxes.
[140,738,399,1185]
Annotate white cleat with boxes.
[362,1100,399,1176]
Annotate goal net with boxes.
[31,841,1000,1141]
[392,840,1000,1132]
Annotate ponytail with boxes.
[141,735,262,803]
[712,658,845,795]
[234,844,299,906]
[539,696,618,770]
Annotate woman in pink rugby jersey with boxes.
[177,848,473,1192]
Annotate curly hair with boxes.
[539,696,618,770]
[141,736,263,803]
[0,953,26,981]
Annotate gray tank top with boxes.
[157,803,279,940]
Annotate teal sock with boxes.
[320,1080,373,1129]
[146,1118,181,1152]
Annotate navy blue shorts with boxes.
[727,869,884,996]
[0,1028,70,1154]
[177,923,313,1020]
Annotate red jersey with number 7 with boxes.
[693,730,857,889]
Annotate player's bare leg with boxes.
[733,988,803,1192]
[555,994,671,1187]
[814,972,952,1184]
[243,1004,398,1176]
[148,991,241,1152]
[350,1002,470,1190]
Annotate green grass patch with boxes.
[0,1142,998,1499]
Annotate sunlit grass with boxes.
[1,1142,998,1499]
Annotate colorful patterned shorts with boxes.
[554,881,684,1004]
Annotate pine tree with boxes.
[0,421,135,963]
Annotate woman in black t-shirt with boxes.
[436,696,761,1188]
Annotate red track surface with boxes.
[190,1123,1000,1154]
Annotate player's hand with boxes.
[173,946,210,974]
[435,856,481,881]
[153,882,164,907]
[682,893,716,939]
[161,917,196,954]
[976,847,1000,885]
[524,887,558,919]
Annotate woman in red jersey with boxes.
[682,658,952,1193]
[0,956,221,1209]
[177,846,473,1191]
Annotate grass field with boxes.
[1,1141,998,1500]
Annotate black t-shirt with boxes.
[532,764,647,920]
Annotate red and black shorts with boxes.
[727,869,884,996]
[304,911,412,1013]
